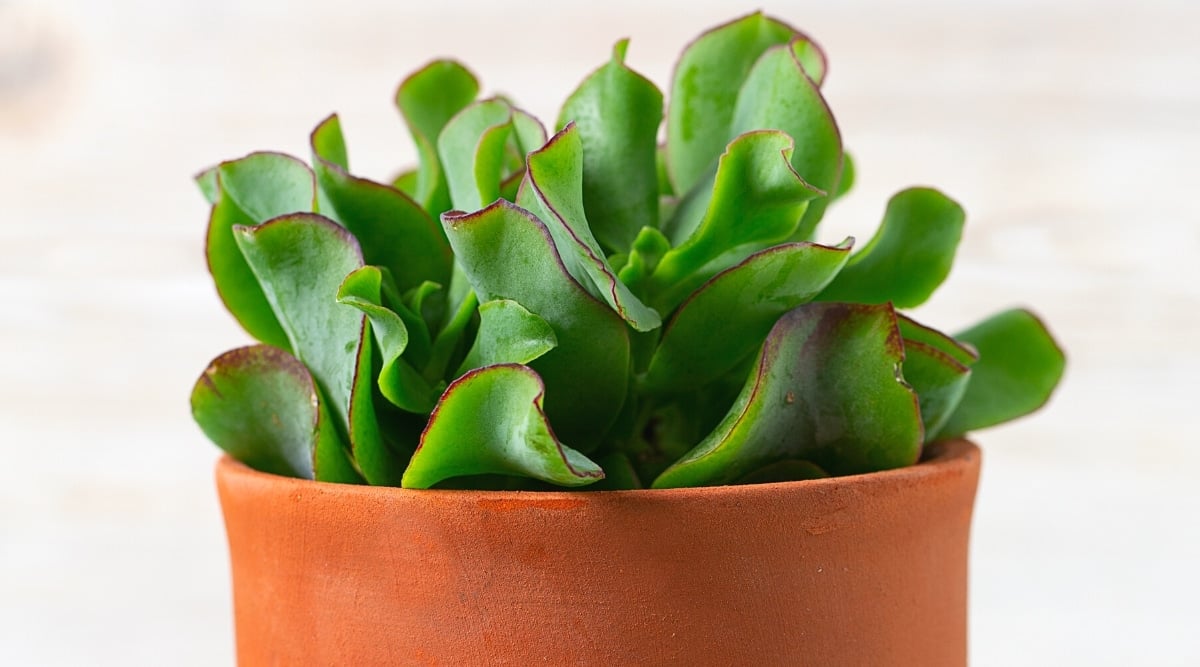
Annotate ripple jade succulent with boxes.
[191,12,1065,491]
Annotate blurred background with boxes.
[1,0,1196,664]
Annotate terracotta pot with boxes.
[217,438,980,666]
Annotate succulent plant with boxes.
[191,12,1064,491]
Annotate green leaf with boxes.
[643,239,852,394]
[650,130,825,311]
[557,39,664,251]
[817,188,965,308]
[438,98,515,212]
[666,11,822,195]
[191,345,361,483]
[337,267,440,414]
[233,214,403,485]
[457,299,558,374]
[395,59,480,215]
[442,201,630,451]
[522,123,662,332]
[653,302,922,488]
[205,152,315,350]
[310,114,453,292]
[833,151,855,201]
[195,166,219,204]
[426,287,479,383]
[731,40,842,238]
[401,364,604,489]
[898,317,976,441]
[938,309,1066,438]
[590,451,643,490]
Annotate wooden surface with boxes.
[1,0,1196,664]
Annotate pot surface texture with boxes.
[217,439,980,666]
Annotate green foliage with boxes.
[193,12,1065,490]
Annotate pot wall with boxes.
[217,439,980,666]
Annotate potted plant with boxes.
[192,12,1064,665]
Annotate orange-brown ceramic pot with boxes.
[217,439,980,666]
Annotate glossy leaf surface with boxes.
[523,124,662,331]
[666,12,821,194]
[730,41,841,238]
[896,315,978,440]
[205,152,315,349]
[395,60,479,215]
[234,214,401,485]
[457,299,557,374]
[311,114,453,292]
[438,99,516,212]
[938,309,1066,438]
[650,130,824,310]
[191,345,360,483]
[653,302,922,488]
[402,364,604,489]
[643,240,851,393]
[818,188,964,308]
[442,201,630,451]
[558,40,663,251]
[337,266,439,414]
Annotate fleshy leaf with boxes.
[817,188,965,308]
[233,214,403,485]
[833,151,855,201]
[402,364,604,489]
[191,345,361,483]
[522,123,662,331]
[899,318,976,441]
[425,287,479,383]
[310,114,453,292]
[205,152,315,349]
[457,299,558,374]
[650,131,824,311]
[937,309,1066,438]
[438,98,515,212]
[195,166,219,204]
[442,201,630,451]
[730,40,842,238]
[666,11,823,195]
[643,239,852,393]
[395,60,480,215]
[557,39,663,251]
[653,302,922,488]
[337,267,439,414]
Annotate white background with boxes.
[1,0,1197,664]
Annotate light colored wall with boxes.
[2,1,1196,664]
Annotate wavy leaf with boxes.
[442,201,630,451]
[337,267,440,414]
[522,123,662,331]
[395,59,480,215]
[731,40,842,238]
[818,187,965,308]
[558,39,663,251]
[457,299,557,374]
[438,99,517,212]
[897,317,976,441]
[653,302,922,488]
[650,130,824,310]
[937,309,1066,438]
[233,214,403,485]
[402,364,604,489]
[204,152,315,349]
[310,114,453,292]
[643,239,852,393]
[191,345,361,483]
[666,11,823,195]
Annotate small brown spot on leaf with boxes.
[785,391,795,404]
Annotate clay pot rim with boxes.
[216,438,978,504]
